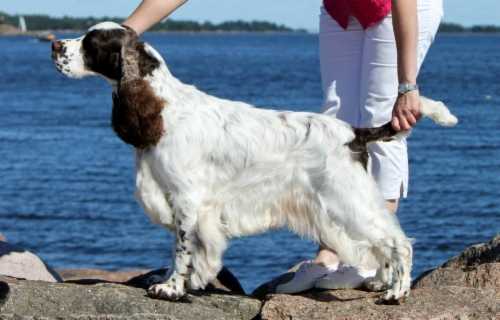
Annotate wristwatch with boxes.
[398,83,419,95]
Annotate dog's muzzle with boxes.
[51,40,65,59]
[51,40,69,74]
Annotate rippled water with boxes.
[0,32,499,292]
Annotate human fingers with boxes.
[392,114,401,131]
[398,114,411,131]
[404,110,417,126]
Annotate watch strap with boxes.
[398,83,419,95]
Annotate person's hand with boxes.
[391,90,421,131]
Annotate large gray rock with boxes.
[0,275,261,320]
[260,287,497,320]
[0,241,62,283]
[413,234,500,291]
[442,234,500,268]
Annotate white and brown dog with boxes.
[52,22,457,302]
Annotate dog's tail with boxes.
[348,96,458,168]
[419,96,458,127]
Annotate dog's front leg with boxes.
[148,214,196,301]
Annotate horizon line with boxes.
[2,11,500,30]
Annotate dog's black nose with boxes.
[52,40,63,53]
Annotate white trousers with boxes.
[319,1,443,199]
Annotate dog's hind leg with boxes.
[320,213,412,301]
[319,173,412,301]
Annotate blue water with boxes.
[0,32,499,293]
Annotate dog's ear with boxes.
[136,42,161,78]
[113,27,165,149]
[119,27,160,81]
[120,27,142,82]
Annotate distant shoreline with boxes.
[2,30,500,38]
[0,11,301,35]
[1,11,499,35]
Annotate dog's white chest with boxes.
[134,150,175,229]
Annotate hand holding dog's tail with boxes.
[349,96,458,168]
[353,96,458,144]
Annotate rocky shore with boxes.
[0,235,498,319]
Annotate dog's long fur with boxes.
[52,22,458,302]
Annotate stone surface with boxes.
[260,287,498,320]
[412,263,500,293]
[442,235,500,268]
[0,241,62,283]
[0,275,261,320]
[413,234,500,294]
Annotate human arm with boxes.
[123,0,188,35]
[391,0,420,131]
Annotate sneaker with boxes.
[275,261,335,294]
[314,263,376,290]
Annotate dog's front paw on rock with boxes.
[147,283,185,301]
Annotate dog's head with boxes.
[52,21,160,82]
[52,22,166,149]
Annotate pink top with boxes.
[323,0,392,29]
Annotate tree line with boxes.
[1,12,499,33]
[0,12,295,32]
[438,22,500,33]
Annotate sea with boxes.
[0,32,499,293]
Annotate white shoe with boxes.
[314,263,377,290]
[275,261,334,294]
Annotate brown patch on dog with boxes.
[110,27,165,149]
[136,43,160,78]
[348,122,398,170]
[82,26,160,79]
[79,25,165,149]
[112,79,165,149]
[119,26,160,78]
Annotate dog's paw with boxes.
[382,277,410,302]
[148,281,185,301]
[382,259,411,302]
[382,286,410,303]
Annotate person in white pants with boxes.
[276,0,444,293]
